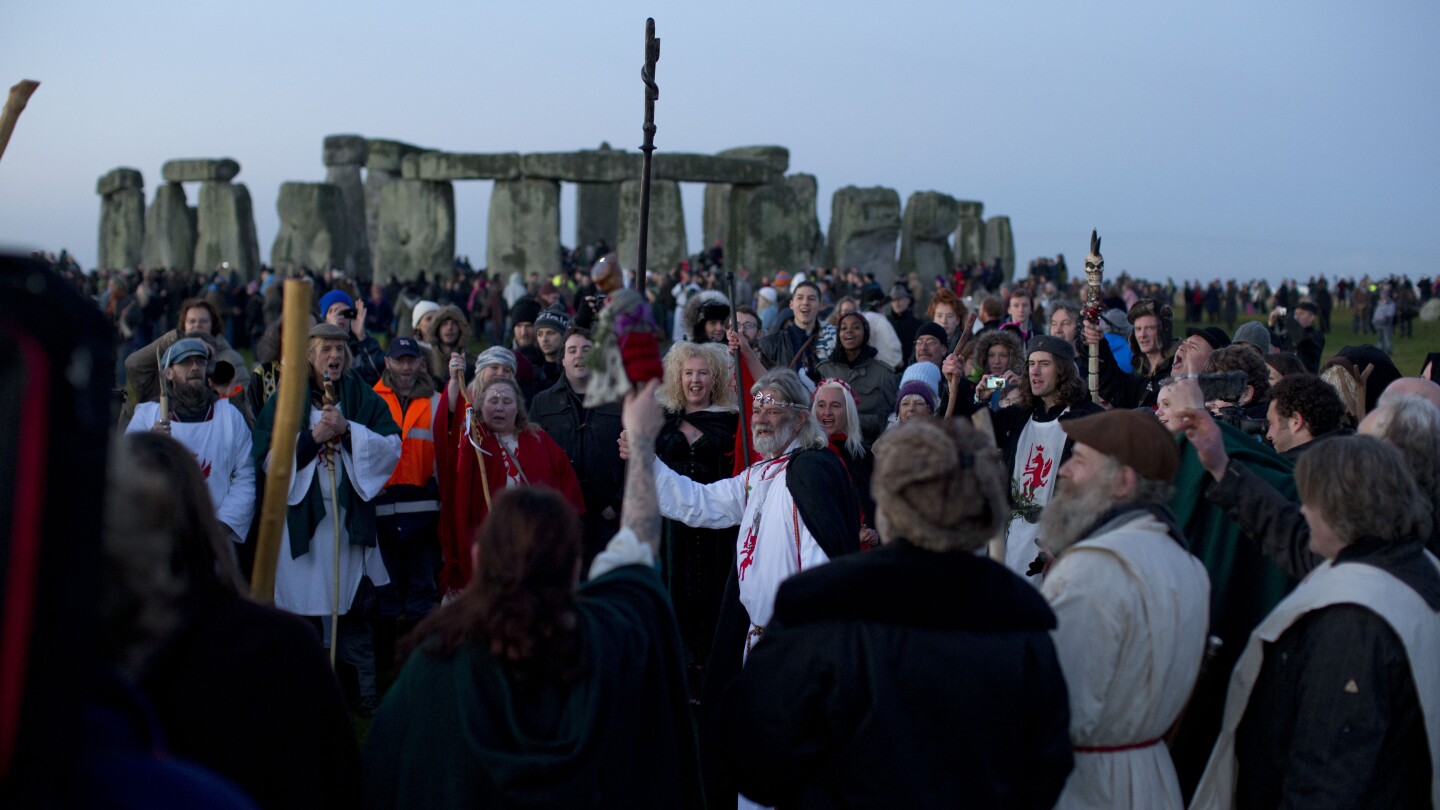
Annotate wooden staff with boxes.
[1084,230,1105,403]
[322,376,342,667]
[0,80,39,165]
[153,347,171,434]
[634,18,660,293]
[250,281,312,603]
[726,270,752,463]
[943,312,979,418]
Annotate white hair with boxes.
[813,379,865,457]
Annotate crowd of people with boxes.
[19,241,1440,808]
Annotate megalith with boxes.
[365,139,426,271]
[786,173,823,267]
[702,146,790,253]
[952,201,985,264]
[194,181,261,279]
[899,191,963,281]
[323,134,370,278]
[984,216,1016,281]
[574,143,622,249]
[616,178,685,275]
[162,158,240,183]
[142,183,196,271]
[96,168,144,270]
[487,178,561,282]
[825,186,901,285]
[727,181,802,280]
[271,182,346,273]
[374,179,455,282]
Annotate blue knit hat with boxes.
[900,360,943,401]
[318,289,353,317]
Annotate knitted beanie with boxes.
[899,360,943,401]
[895,380,937,415]
[411,300,440,330]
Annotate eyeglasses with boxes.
[753,393,809,412]
[738,322,760,334]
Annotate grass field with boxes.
[1175,306,1435,377]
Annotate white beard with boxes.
[1038,477,1120,555]
[753,420,798,457]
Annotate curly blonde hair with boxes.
[659,342,736,412]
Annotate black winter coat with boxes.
[720,539,1073,809]
[1234,538,1440,809]
[530,380,624,561]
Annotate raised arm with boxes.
[620,380,664,555]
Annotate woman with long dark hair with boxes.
[365,383,702,809]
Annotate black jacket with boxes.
[1234,538,1440,809]
[1077,335,1174,409]
[529,378,624,521]
[1273,316,1325,374]
[721,539,1073,810]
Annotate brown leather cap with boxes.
[1060,409,1179,484]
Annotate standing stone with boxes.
[616,178,685,276]
[194,182,261,279]
[324,134,370,278]
[487,178,561,283]
[701,146,791,255]
[899,191,963,281]
[984,216,1016,282]
[365,139,425,274]
[952,201,986,265]
[271,183,346,273]
[97,168,145,270]
[576,181,620,250]
[727,181,802,281]
[825,186,901,286]
[786,173,822,267]
[702,182,731,252]
[374,179,455,282]
[143,183,196,271]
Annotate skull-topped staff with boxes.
[1083,230,1104,403]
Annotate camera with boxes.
[1275,307,1287,317]
[984,377,1007,390]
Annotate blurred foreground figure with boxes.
[722,418,1073,808]
[1192,436,1440,809]
[104,433,360,808]
[364,382,702,809]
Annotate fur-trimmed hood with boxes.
[683,289,731,343]
[970,329,1024,375]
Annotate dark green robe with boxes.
[362,564,702,809]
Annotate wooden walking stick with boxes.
[943,312,979,418]
[250,281,313,603]
[726,271,753,463]
[322,375,343,667]
[153,347,172,435]
[0,80,39,166]
[634,18,660,294]
[1083,230,1105,403]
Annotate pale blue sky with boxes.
[2,0,1436,282]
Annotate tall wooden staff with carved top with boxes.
[1083,230,1105,403]
[634,18,660,293]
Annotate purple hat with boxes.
[895,380,938,415]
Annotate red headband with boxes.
[817,378,861,407]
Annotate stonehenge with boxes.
[97,137,1016,285]
[96,168,144,270]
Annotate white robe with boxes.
[265,409,401,616]
[1042,512,1210,810]
[127,399,256,542]
[1190,552,1440,810]
[653,441,831,647]
[1004,415,1068,576]
[657,442,828,810]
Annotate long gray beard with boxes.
[1037,479,1119,556]
[753,421,798,457]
